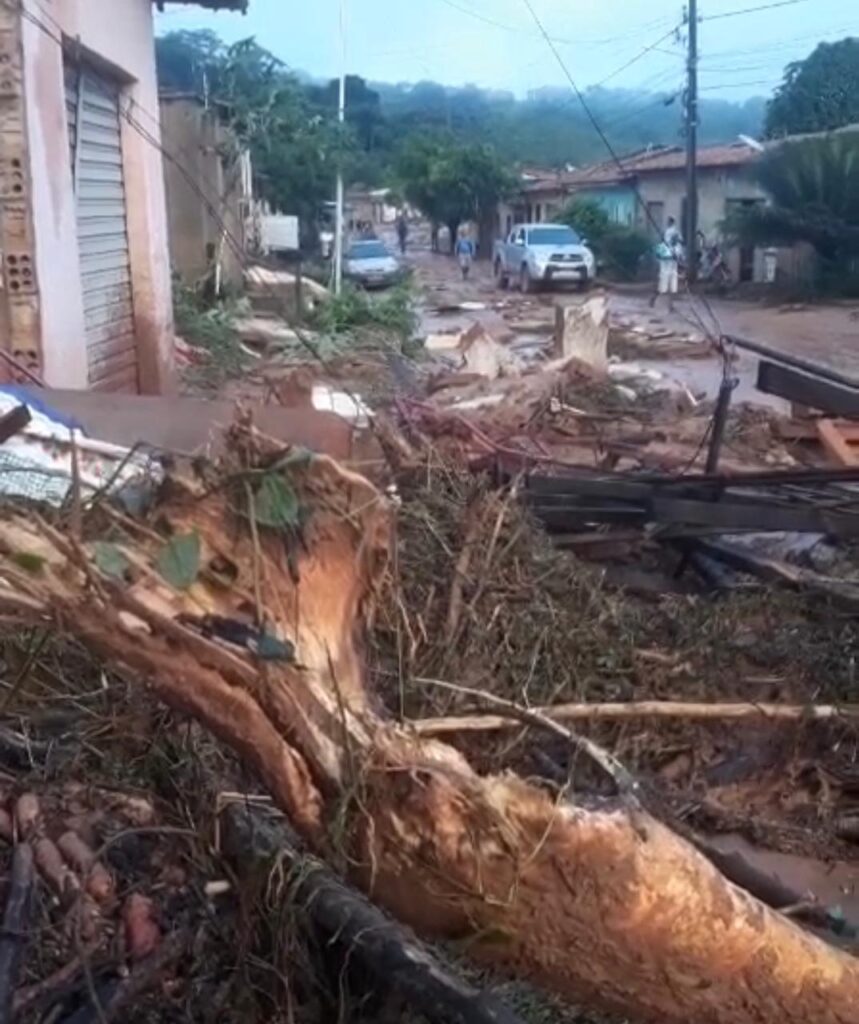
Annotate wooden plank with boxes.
[650,495,859,536]
[816,419,858,467]
[757,360,859,418]
[777,419,859,442]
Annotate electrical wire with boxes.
[430,0,676,50]
[592,25,685,89]
[600,89,682,131]
[26,0,742,477]
[699,81,775,90]
[701,0,812,21]
[17,2,341,379]
[516,0,738,477]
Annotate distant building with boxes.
[499,142,790,284]
[0,0,245,395]
[160,93,253,292]
[497,170,568,236]
[345,187,399,232]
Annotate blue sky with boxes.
[157,0,856,99]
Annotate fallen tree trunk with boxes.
[0,426,855,1024]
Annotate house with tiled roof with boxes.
[499,140,771,281]
[0,0,247,394]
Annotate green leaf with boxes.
[156,532,201,590]
[93,542,130,580]
[253,475,300,529]
[11,551,46,575]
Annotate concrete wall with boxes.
[160,96,245,290]
[498,187,567,238]
[22,0,174,393]
[632,166,768,240]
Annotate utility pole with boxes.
[685,0,699,283]
[333,0,347,295]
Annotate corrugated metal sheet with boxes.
[65,65,138,392]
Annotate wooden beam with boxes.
[757,360,859,418]
[777,420,859,442]
[816,419,858,467]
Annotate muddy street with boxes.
[399,237,859,413]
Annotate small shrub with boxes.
[173,282,246,389]
[562,198,612,243]
[561,198,651,281]
[310,282,417,342]
[600,227,652,281]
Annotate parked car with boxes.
[343,240,401,289]
[493,223,595,292]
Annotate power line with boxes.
[601,89,682,130]
[701,0,811,21]
[593,24,684,89]
[699,80,775,90]
[702,22,859,59]
[515,0,729,383]
[430,0,675,50]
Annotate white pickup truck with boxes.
[493,223,595,292]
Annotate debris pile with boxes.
[2,282,859,1022]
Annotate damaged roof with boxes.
[563,142,760,188]
[511,142,761,198]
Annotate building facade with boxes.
[160,93,251,293]
[0,0,243,395]
[499,143,786,283]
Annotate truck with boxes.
[493,223,595,293]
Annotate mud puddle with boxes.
[709,833,859,919]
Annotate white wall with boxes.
[634,166,768,240]
[22,0,174,392]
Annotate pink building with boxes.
[1,0,245,393]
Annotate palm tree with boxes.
[726,132,859,289]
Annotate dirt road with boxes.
[404,241,859,408]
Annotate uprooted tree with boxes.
[0,424,856,1024]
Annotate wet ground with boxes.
[396,232,859,412]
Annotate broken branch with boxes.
[414,677,640,799]
[411,698,859,736]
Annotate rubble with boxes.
[554,293,609,370]
[0,425,856,1023]
[2,273,859,1024]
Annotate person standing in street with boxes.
[396,215,409,255]
[650,215,683,312]
[455,231,475,280]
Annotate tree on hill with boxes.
[765,38,859,138]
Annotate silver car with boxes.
[343,240,401,289]
[493,223,596,293]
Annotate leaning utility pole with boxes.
[685,0,699,283]
[333,0,347,295]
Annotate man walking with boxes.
[650,216,683,312]
[396,215,409,255]
[455,232,475,280]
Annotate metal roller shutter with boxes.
[65,64,138,392]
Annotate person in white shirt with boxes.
[650,216,683,312]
